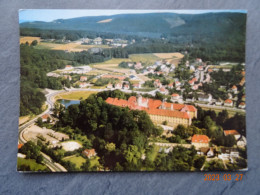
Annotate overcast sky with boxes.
[19,9,247,23]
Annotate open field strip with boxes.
[20,36,42,44]
[54,91,97,101]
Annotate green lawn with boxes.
[63,155,86,169]
[17,158,49,171]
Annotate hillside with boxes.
[20,12,246,40]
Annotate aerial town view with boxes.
[18,10,247,172]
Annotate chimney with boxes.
[171,104,174,110]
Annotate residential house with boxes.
[134,62,143,70]
[198,94,212,103]
[224,130,241,140]
[64,65,73,70]
[82,149,96,158]
[41,114,52,122]
[133,83,141,89]
[123,84,130,90]
[93,37,102,45]
[239,102,246,109]
[237,136,247,148]
[80,76,88,82]
[198,66,203,71]
[218,148,239,160]
[191,134,209,149]
[115,83,122,89]
[79,82,87,88]
[175,81,181,87]
[198,147,214,157]
[231,85,238,94]
[168,83,174,89]
[171,93,180,101]
[215,99,223,106]
[159,87,168,95]
[154,79,162,88]
[224,99,233,107]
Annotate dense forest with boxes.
[20,44,121,116]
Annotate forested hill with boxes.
[20,12,246,39]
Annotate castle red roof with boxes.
[106,96,197,119]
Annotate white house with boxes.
[198,94,212,102]
[171,93,180,101]
[239,102,246,109]
[80,76,88,82]
[218,148,239,160]
[79,82,87,88]
[123,84,130,90]
[115,83,122,89]
[237,136,247,148]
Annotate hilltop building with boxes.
[105,95,197,128]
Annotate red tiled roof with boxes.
[192,135,209,143]
[160,87,166,92]
[171,93,179,97]
[225,99,232,103]
[41,114,50,120]
[82,149,96,157]
[18,144,23,149]
[147,109,190,119]
[105,96,196,119]
[224,130,240,136]
[232,85,237,89]
[239,102,245,105]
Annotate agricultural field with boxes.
[54,91,97,100]
[20,36,110,52]
[129,53,160,65]
[153,52,184,59]
[20,36,42,44]
[93,63,133,74]
[17,158,49,171]
[63,155,86,169]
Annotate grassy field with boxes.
[134,88,156,92]
[129,54,159,65]
[54,91,97,100]
[209,65,233,69]
[20,36,41,44]
[153,52,184,59]
[63,155,86,169]
[17,158,49,171]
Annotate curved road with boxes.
[19,90,67,172]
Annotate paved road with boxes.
[195,103,245,113]
[19,90,67,172]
